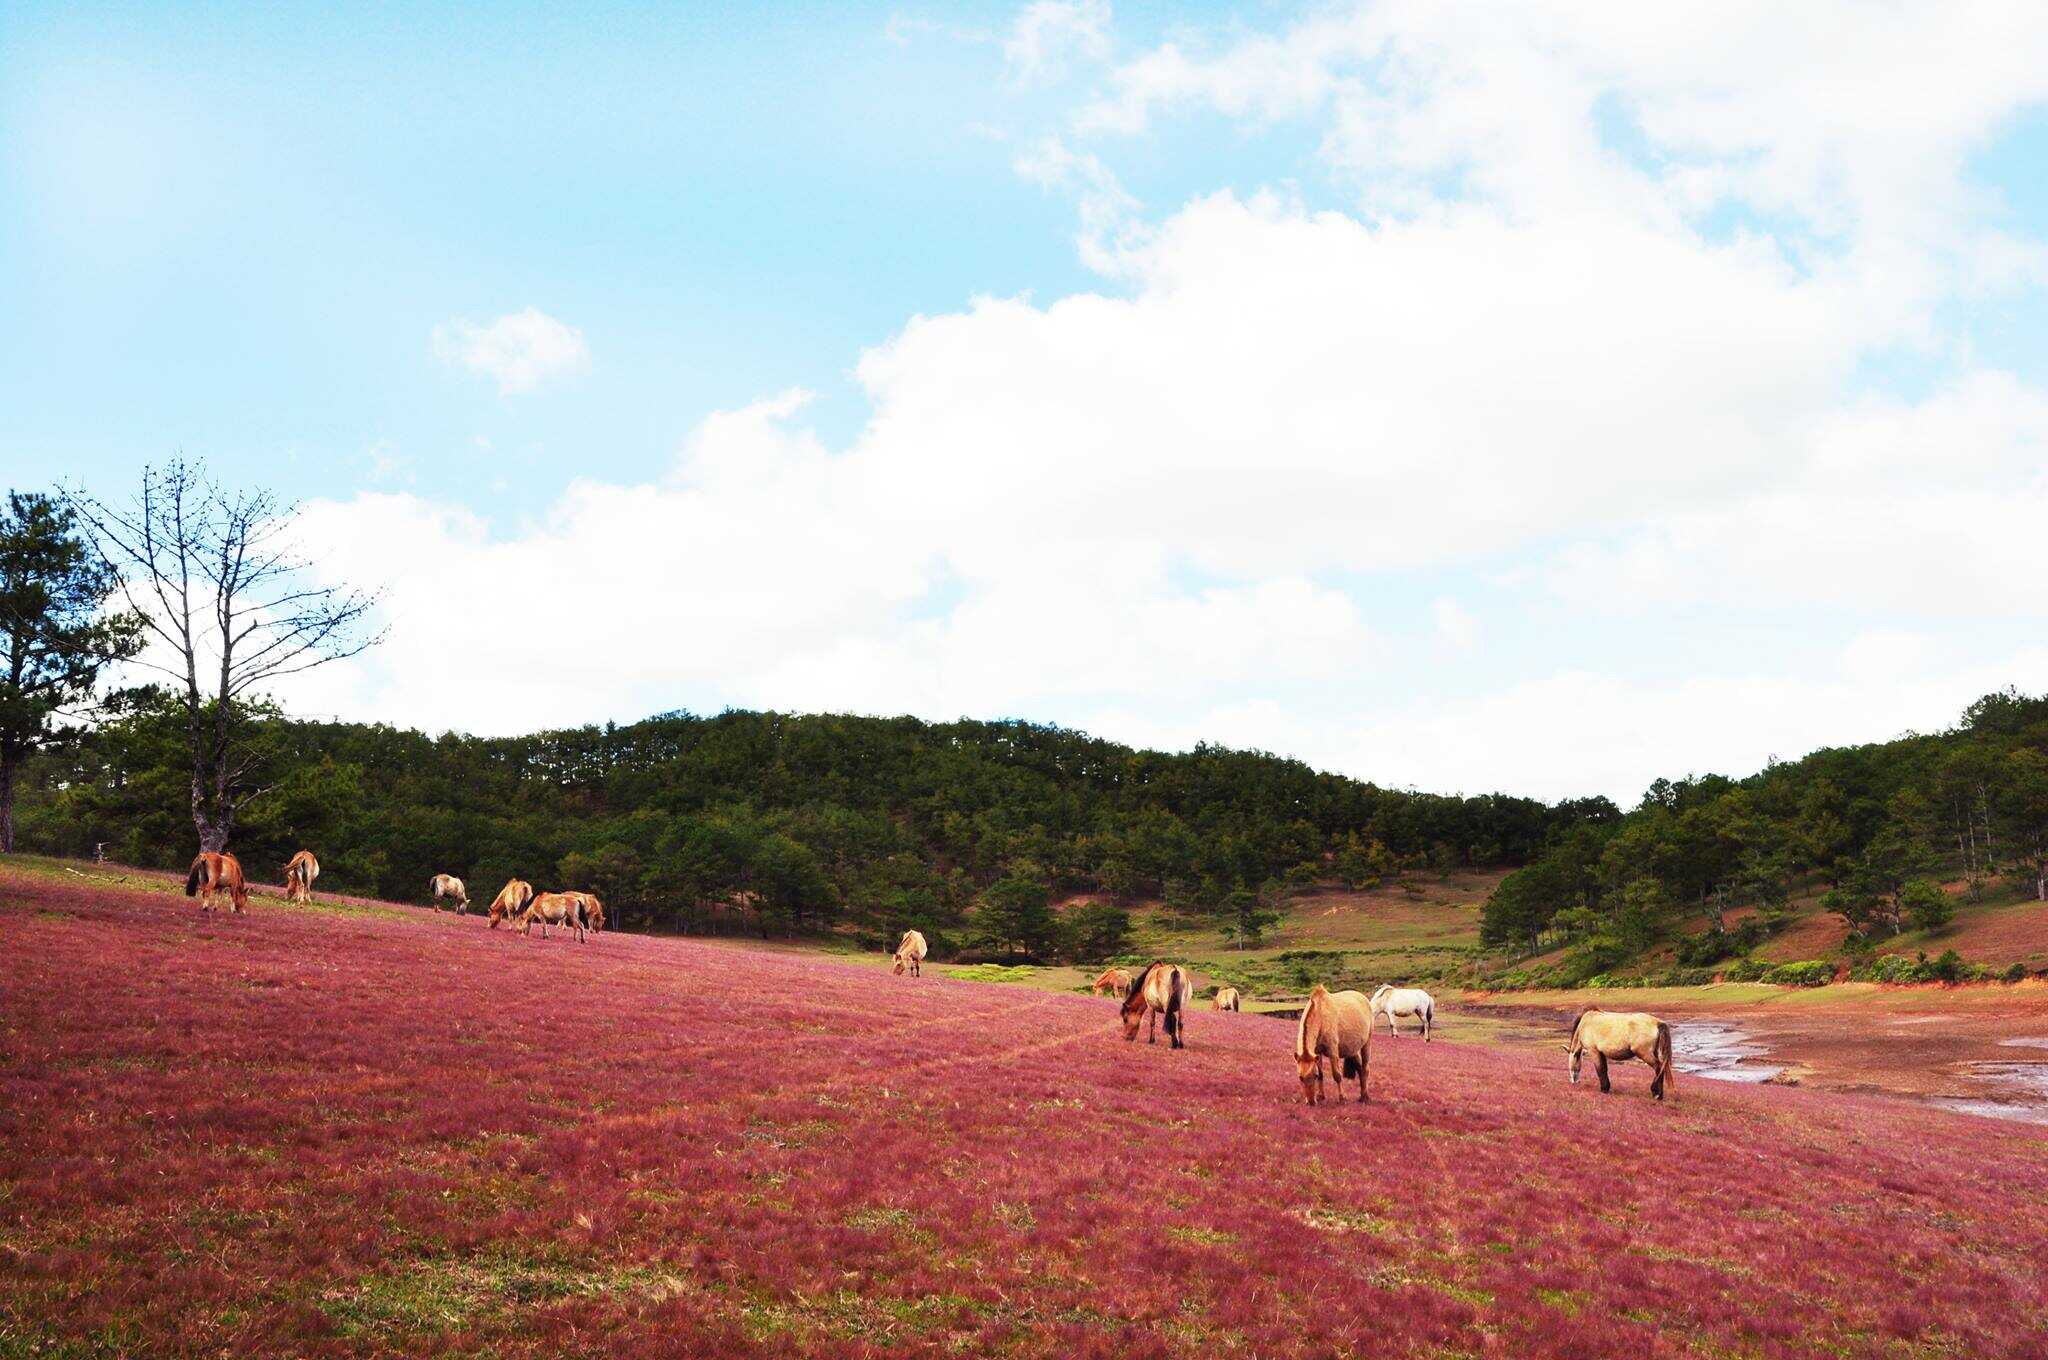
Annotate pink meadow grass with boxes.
[3,867,2045,1357]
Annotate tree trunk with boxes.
[0,746,15,854]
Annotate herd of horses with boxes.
[185,861,1679,1104]
[961,943,1677,1104]
[183,851,607,941]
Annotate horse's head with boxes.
[892,955,906,975]
[1566,1010,1592,1083]
[1119,989,1150,1042]
[1296,1051,1324,1104]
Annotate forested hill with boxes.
[1480,689,2048,986]
[18,692,1613,948]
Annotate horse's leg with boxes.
[1147,1010,1157,1044]
[1596,1052,1611,1093]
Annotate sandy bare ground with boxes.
[1454,982,2048,1120]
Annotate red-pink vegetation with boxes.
[4,866,2047,1358]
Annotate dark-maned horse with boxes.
[1121,961,1192,1048]
[1568,1009,1675,1100]
[487,879,533,929]
[568,891,605,934]
[1295,984,1371,1104]
[1091,966,1132,996]
[518,891,587,942]
[283,849,319,904]
[186,851,249,914]
[893,929,927,976]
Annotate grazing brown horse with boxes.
[518,891,587,942]
[430,874,469,912]
[486,879,534,929]
[1295,984,1371,1105]
[568,891,605,934]
[283,849,320,904]
[1121,961,1192,1048]
[185,851,249,914]
[1568,1009,1675,1100]
[1213,986,1241,1012]
[892,929,928,976]
[1091,966,1132,996]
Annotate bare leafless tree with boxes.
[67,460,383,852]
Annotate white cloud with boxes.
[1433,597,1475,650]
[1005,0,1111,86]
[1301,654,2048,803]
[1538,373,2048,617]
[433,307,590,396]
[286,5,2048,801]
[1013,136,1143,273]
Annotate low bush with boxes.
[1852,950,1994,985]
[1759,959,1834,987]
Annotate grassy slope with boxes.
[5,860,2048,1358]
[1089,874,1498,1011]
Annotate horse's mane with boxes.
[1296,984,1327,1058]
[1123,962,1159,1012]
[1569,1007,1599,1039]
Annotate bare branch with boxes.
[61,459,385,850]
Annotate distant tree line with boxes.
[14,695,1614,958]
[1480,689,2048,980]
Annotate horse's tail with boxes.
[185,856,205,897]
[1163,967,1184,1039]
[1656,1021,1675,1093]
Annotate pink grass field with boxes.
[4,867,2047,1359]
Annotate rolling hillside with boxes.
[4,860,2045,1359]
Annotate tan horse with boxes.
[486,879,534,929]
[1121,961,1193,1047]
[1295,985,1371,1104]
[892,929,928,976]
[517,891,587,942]
[429,874,469,912]
[568,891,605,934]
[283,850,320,903]
[185,851,249,914]
[1091,966,1132,996]
[1568,1009,1675,1100]
[1213,987,1241,1012]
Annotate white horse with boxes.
[1369,984,1435,1040]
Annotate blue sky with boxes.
[4,1,1314,499]
[4,2,2046,800]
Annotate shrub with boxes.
[1928,948,1968,984]
[1722,958,1769,983]
[1760,959,1834,987]
[2003,962,2028,984]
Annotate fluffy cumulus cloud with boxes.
[299,1,2048,800]
[433,307,590,395]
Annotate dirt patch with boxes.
[1463,986,2048,1123]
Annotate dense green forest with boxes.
[1480,689,2048,984]
[19,685,2048,975]
[14,688,1611,957]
